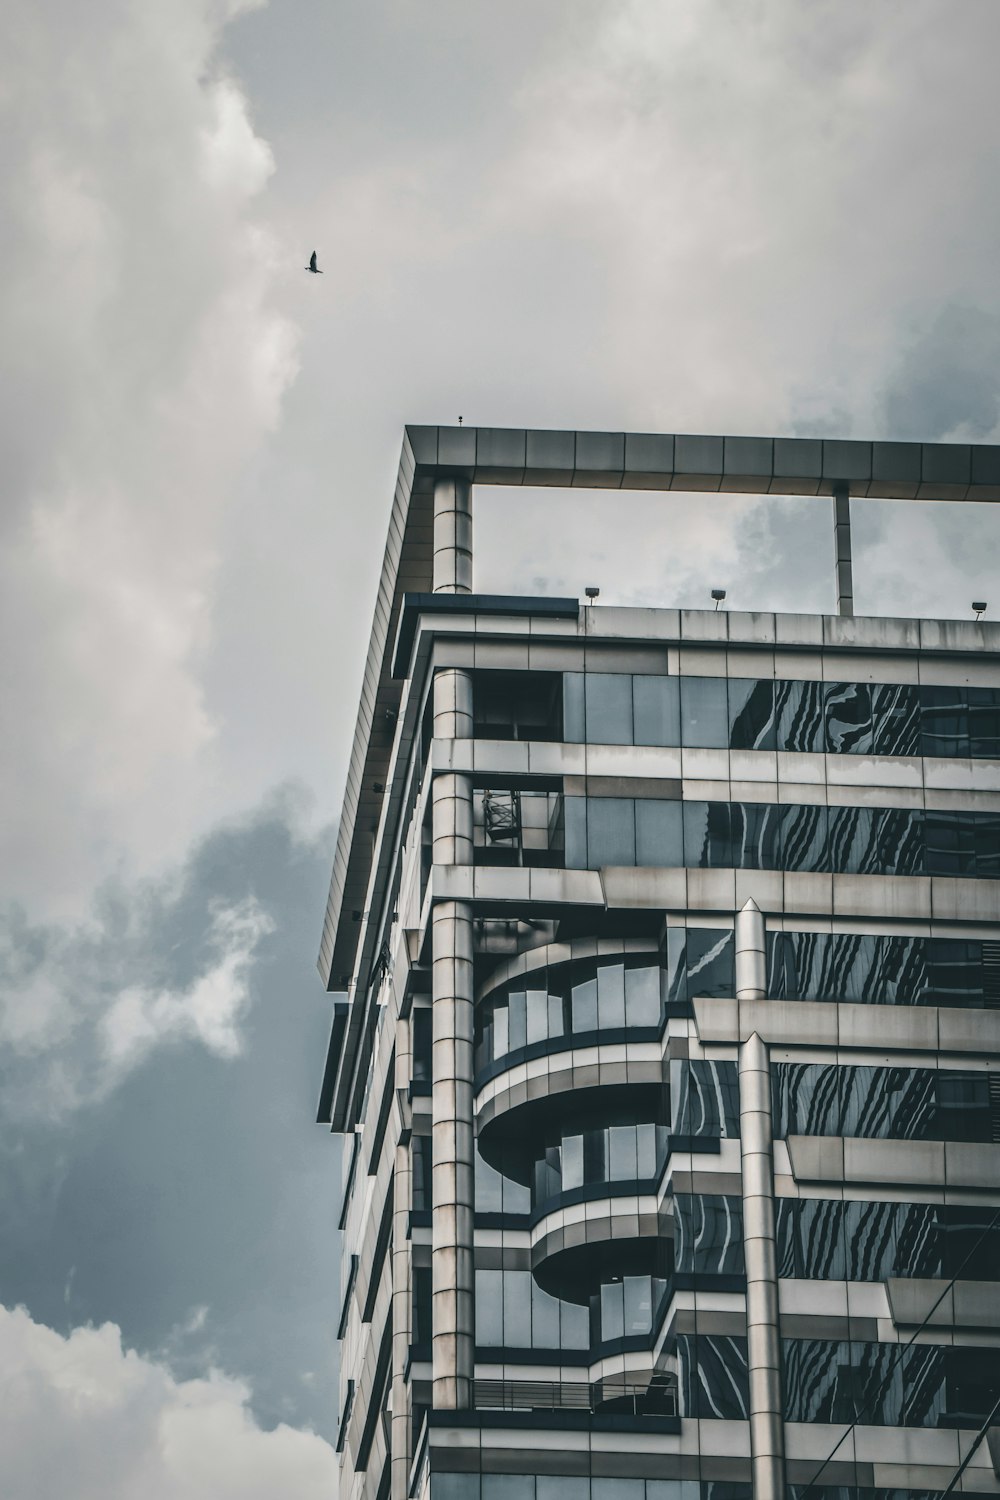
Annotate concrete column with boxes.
[430,666,474,1410]
[833,482,854,618]
[735,897,766,1002]
[391,1016,412,1500]
[433,478,473,594]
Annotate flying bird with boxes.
[305,251,322,274]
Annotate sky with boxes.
[3,0,1000,1492]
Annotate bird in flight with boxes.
[305,251,322,274]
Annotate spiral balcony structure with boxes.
[320,427,1000,1500]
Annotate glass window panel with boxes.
[587,797,636,867]
[682,801,710,866]
[826,681,874,754]
[559,1298,590,1350]
[680,677,729,748]
[507,992,527,1052]
[503,1270,531,1346]
[586,673,634,745]
[632,674,680,746]
[685,928,735,998]
[920,684,967,758]
[928,939,984,1008]
[664,927,688,1006]
[483,1478,534,1500]
[608,1125,638,1180]
[873,682,920,758]
[530,1282,561,1348]
[635,1122,657,1178]
[563,673,585,743]
[626,965,662,1027]
[592,1480,644,1500]
[777,802,829,873]
[584,1128,607,1183]
[974,812,1000,878]
[597,963,627,1029]
[493,1003,509,1059]
[571,976,597,1033]
[537,1480,578,1500]
[635,798,684,867]
[728,678,776,751]
[624,1276,653,1336]
[433,1476,481,1500]
[730,801,779,870]
[525,988,548,1045]
[564,796,588,869]
[774,679,825,753]
[476,1270,503,1345]
[547,990,565,1038]
[562,1134,584,1190]
[475,1153,503,1214]
[968,686,1000,759]
[601,1281,625,1341]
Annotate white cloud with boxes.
[0,0,299,917]
[0,1305,337,1500]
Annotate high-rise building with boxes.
[319,427,1000,1500]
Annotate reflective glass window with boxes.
[632,675,680,746]
[562,1133,584,1190]
[685,928,735,998]
[920,685,967,758]
[601,1281,624,1342]
[537,1480,577,1500]
[587,797,636,866]
[674,1194,745,1277]
[564,795,588,868]
[677,1333,748,1419]
[608,1125,638,1180]
[635,798,684,867]
[433,1475,480,1500]
[968,685,1000,759]
[585,673,634,745]
[483,1477,534,1500]
[507,991,526,1052]
[671,1059,739,1138]
[503,1267,530,1346]
[728,678,776,751]
[774,679,825,752]
[680,677,729,748]
[826,681,874,754]
[592,1483,645,1500]
[525,987,547,1045]
[683,801,733,866]
[776,801,828,873]
[730,801,779,869]
[571,974,598,1032]
[925,809,976,876]
[597,963,627,1029]
[626,964,661,1026]
[475,1270,503,1345]
[974,811,1000,878]
[873,682,920,757]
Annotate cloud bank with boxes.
[0,1305,336,1500]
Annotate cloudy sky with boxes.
[3,0,1000,1491]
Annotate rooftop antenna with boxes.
[973,600,987,620]
[585,586,600,602]
[711,588,727,611]
[458,415,463,425]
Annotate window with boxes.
[473,671,562,741]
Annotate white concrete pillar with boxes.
[390,1016,412,1500]
[430,666,474,1411]
[433,478,473,595]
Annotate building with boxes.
[318,427,1000,1500]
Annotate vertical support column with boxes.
[391,1015,412,1500]
[433,478,473,595]
[833,482,854,618]
[736,901,785,1500]
[430,666,474,1410]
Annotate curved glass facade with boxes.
[529,1113,668,1212]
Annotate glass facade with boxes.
[565,796,1000,879]
[676,1333,749,1419]
[529,1113,669,1212]
[431,1480,699,1500]
[474,935,735,1076]
[673,1194,745,1277]
[771,1063,994,1142]
[562,673,1000,759]
[473,1268,589,1351]
[669,1059,740,1139]
[782,1339,1000,1427]
[775,1199,1000,1281]
[767,931,1000,1007]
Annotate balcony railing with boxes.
[473,1376,677,1418]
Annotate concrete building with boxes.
[319,427,1000,1500]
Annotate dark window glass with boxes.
[680,677,729,748]
[483,1477,534,1500]
[974,811,1000,878]
[585,673,633,745]
[921,684,967,758]
[632,675,680,746]
[774,679,825,753]
[776,802,828,873]
[728,679,776,751]
[772,1063,991,1143]
[412,1135,433,1212]
[730,801,780,869]
[873,682,920,757]
[684,928,735,998]
[412,1008,432,1081]
[674,1194,745,1276]
[635,798,684,867]
[473,671,562,741]
[692,802,734,867]
[826,680,874,754]
[775,1198,847,1280]
[677,1334,748,1419]
[475,1269,503,1345]
[597,963,627,1029]
[626,965,662,1026]
[968,685,1000,759]
[587,797,636,866]
[671,1059,739,1138]
[829,805,922,876]
[925,810,976,876]
[432,1476,480,1500]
